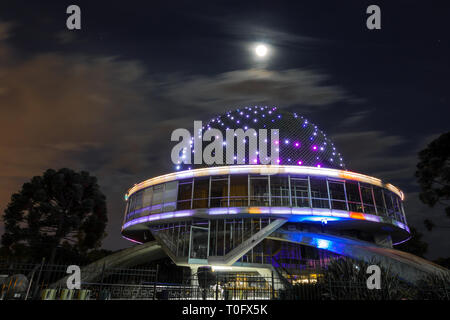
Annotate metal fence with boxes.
[1,261,448,300]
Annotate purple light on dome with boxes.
[253,158,258,163]
[294,142,300,148]
[297,160,303,165]
[284,139,289,144]
[277,158,281,164]
[274,140,279,145]
[312,145,318,151]
[317,164,322,168]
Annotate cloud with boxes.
[162,68,354,114]
[222,22,319,47]
[331,131,408,176]
[338,109,374,127]
[0,21,13,41]
[55,31,77,44]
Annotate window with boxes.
[310,177,329,209]
[210,175,228,207]
[177,179,193,210]
[190,226,208,260]
[229,175,248,207]
[345,181,363,212]
[193,177,209,209]
[291,178,310,208]
[163,181,178,212]
[250,175,269,206]
[384,190,395,218]
[372,187,386,216]
[142,187,153,208]
[270,176,290,206]
[328,180,347,210]
[360,183,376,215]
[151,184,164,214]
[128,195,135,214]
[392,195,403,222]
[134,190,144,211]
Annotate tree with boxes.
[394,227,428,258]
[1,168,108,263]
[415,132,450,219]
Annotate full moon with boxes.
[255,44,268,57]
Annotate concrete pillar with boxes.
[190,266,199,287]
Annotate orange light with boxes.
[350,212,365,220]
[249,207,261,214]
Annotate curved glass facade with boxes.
[123,173,407,225]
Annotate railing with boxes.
[1,261,448,300]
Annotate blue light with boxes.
[316,239,331,250]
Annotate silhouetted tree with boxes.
[395,227,428,258]
[415,132,450,222]
[1,168,108,264]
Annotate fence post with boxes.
[99,262,106,300]
[153,264,159,300]
[32,257,45,300]
[271,271,274,300]
[215,274,218,300]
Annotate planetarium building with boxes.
[120,107,445,284]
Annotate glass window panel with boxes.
[178,179,193,200]
[209,220,216,256]
[372,187,386,215]
[193,177,209,209]
[392,195,403,222]
[152,184,164,205]
[310,177,329,209]
[328,180,347,210]
[216,219,224,256]
[134,190,144,210]
[163,181,178,212]
[345,181,363,212]
[230,175,248,207]
[270,176,290,207]
[224,219,233,254]
[384,190,395,217]
[128,196,135,213]
[345,181,361,202]
[177,179,192,210]
[360,184,376,214]
[190,227,208,260]
[291,178,309,208]
[142,187,153,208]
[250,175,269,206]
[210,176,228,208]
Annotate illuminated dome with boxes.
[177,106,345,171]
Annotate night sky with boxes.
[0,1,449,259]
